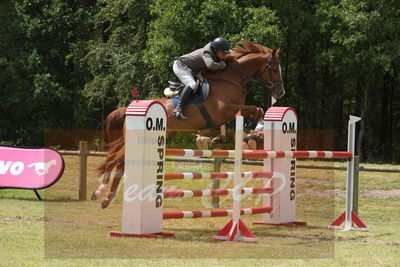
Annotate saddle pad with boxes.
[172,81,210,108]
[0,146,64,190]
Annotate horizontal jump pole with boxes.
[242,150,353,159]
[164,171,273,180]
[166,149,235,158]
[163,206,273,219]
[165,149,352,159]
[164,187,273,198]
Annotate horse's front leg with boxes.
[231,104,264,124]
[240,105,264,121]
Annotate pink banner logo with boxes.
[0,146,64,190]
[28,160,57,176]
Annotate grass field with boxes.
[1,155,399,266]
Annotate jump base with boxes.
[328,212,368,231]
[214,219,257,243]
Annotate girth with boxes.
[196,102,219,130]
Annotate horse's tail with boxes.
[96,136,125,176]
[96,107,127,177]
[103,107,127,146]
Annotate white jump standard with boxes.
[110,100,173,238]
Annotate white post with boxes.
[343,115,361,231]
[214,114,257,242]
[232,115,244,234]
[328,115,367,231]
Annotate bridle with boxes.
[253,54,283,89]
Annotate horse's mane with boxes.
[226,41,273,60]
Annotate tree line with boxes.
[1,0,399,163]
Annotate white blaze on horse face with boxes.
[271,96,277,106]
[271,63,285,99]
[278,64,285,97]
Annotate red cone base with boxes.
[214,219,257,242]
[328,211,368,231]
[252,221,307,227]
[110,231,175,238]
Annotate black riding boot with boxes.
[172,85,193,120]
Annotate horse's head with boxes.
[225,42,285,100]
[257,48,285,99]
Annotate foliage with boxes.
[0,0,97,145]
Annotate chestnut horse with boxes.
[92,41,286,208]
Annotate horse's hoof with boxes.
[101,199,110,209]
[91,191,99,200]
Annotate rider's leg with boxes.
[172,60,196,120]
[172,85,193,120]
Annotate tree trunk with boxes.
[385,73,394,162]
[357,82,368,161]
[380,73,389,162]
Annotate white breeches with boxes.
[173,61,196,89]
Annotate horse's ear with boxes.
[272,48,280,57]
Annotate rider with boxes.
[172,37,231,120]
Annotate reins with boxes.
[205,75,243,89]
[204,53,284,104]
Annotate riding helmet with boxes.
[211,37,231,53]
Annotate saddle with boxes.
[163,78,217,129]
[164,79,210,109]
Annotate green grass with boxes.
[1,156,399,266]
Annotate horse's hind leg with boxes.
[91,171,111,200]
[101,167,124,209]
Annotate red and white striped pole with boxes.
[164,171,273,180]
[163,187,273,198]
[164,206,273,220]
[165,149,352,159]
